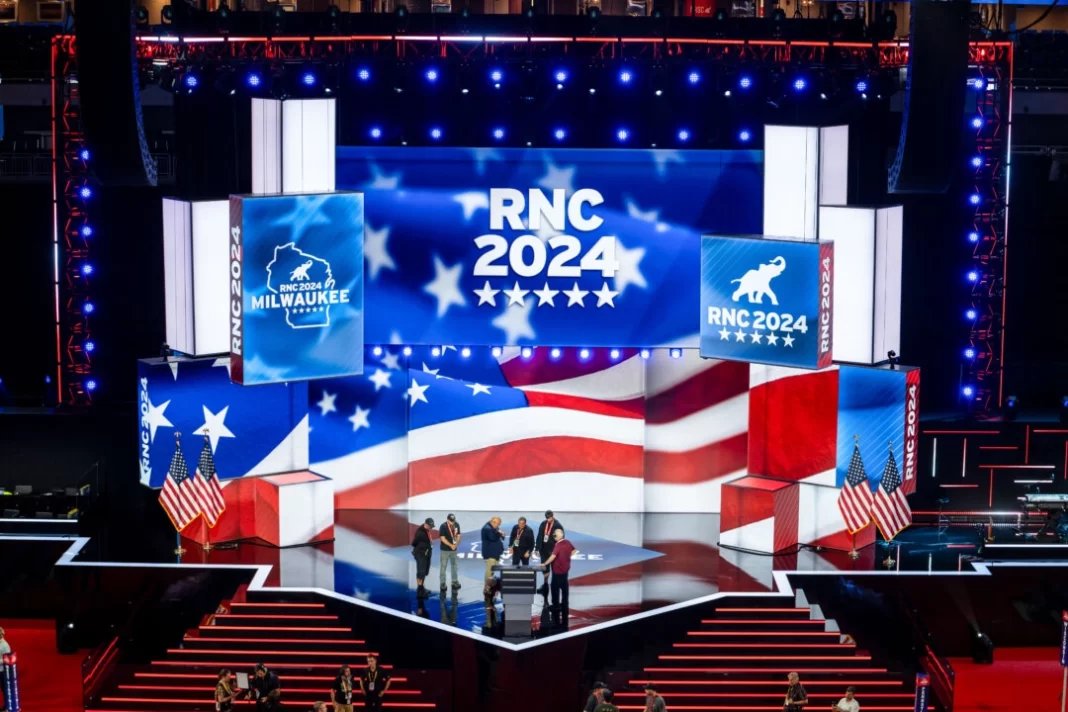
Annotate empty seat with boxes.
[2,509,19,518]
[15,485,33,495]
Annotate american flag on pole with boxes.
[191,436,226,528]
[159,434,201,531]
[872,441,912,541]
[838,437,875,534]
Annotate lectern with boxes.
[491,564,540,638]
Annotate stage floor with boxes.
[61,509,1060,640]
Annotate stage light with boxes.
[85,341,96,353]
[357,68,371,82]
[425,68,439,83]
[610,349,621,360]
[640,349,651,360]
[966,308,978,320]
[670,348,682,359]
[964,347,975,359]
[402,346,413,356]
[973,77,986,91]
[461,347,471,358]
[971,116,983,129]
[431,347,441,357]
[493,127,505,141]
[738,129,752,143]
[84,302,95,314]
[1006,394,1018,409]
[246,72,261,88]
[184,74,199,89]
[82,264,94,276]
[554,128,567,141]
[724,90,732,97]
[461,88,469,94]
[579,348,591,360]
[430,127,442,140]
[86,380,97,392]
[136,5,149,24]
[492,347,503,357]
[372,346,383,356]
[616,128,630,143]
[962,385,974,398]
[80,148,90,161]
[688,71,701,85]
[521,347,533,359]
[654,89,663,97]
[79,186,92,199]
[971,155,982,168]
[490,69,503,83]
[302,72,316,87]
[555,70,568,83]
[369,126,382,140]
[550,347,562,359]
[677,129,690,142]
[793,77,807,92]
[588,87,596,95]
[967,270,979,282]
[81,225,93,238]
[161,4,174,21]
[739,75,752,89]
[855,80,868,93]
[968,231,980,243]
[619,70,633,85]
[969,193,981,206]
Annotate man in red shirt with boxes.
[541,528,577,624]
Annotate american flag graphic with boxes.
[159,436,200,531]
[191,437,226,528]
[872,442,911,541]
[837,439,874,534]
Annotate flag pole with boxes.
[202,431,213,553]
[173,432,186,559]
[849,531,859,560]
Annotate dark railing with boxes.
[0,151,175,182]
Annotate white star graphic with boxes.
[524,218,561,243]
[454,191,490,221]
[473,281,500,307]
[734,329,747,342]
[421,362,440,376]
[470,147,503,176]
[503,281,530,307]
[168,361,179,381]
[651,149,684,178]
[364,223,396,281]
[766,333,780,346]
[538,161,576,195]
[316,390,338,416]
[750,331,763,344]
[423,255,467,318]
[491,301,536,344]
[366,162,400,190]
[368,369,392,391]
[466,383,492,396]
[613,240,648,296]
[563,282,589,307]
[626,198,660,224]
[193,405,236,454]
[783,334,796,347]
[380,352,401,370]
[347,405,371,432]
[719,327,731,341]
[144,397,174,443]
[389,331,403,345]
[593,282,619,308]
[533,282,559,307]
[407,378,430,406]
[212,358,231,379]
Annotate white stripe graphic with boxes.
[645,393,749,453]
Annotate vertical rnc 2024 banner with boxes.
[700,235,833,369]
[337,146,762,347]
[229,192,365,385]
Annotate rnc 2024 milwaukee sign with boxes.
[699,234,833,369]
[229,192,365,385]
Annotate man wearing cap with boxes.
[411,517,435,599]
[583,682,609,712]
[439,514,462,594]
[535,510,564,592]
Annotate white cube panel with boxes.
[251,98,282,195]
[819,125,849,206]
[763,125,849,240]
[161,198,230,356]
[282,98,337,193]
[819,205,903,365]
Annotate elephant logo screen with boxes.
[731,256,785,305]
[249,242,353,330]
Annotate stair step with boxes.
[131,672,408,688]
[672,643,855,652]
[614,707,929,711]
[685,631,839,643]
[614,692,917,700]
[641,668,892,678]
[166,648,380,664]
[629,679,906,689]
[710,607,814,619]
[197,625,355,639]
[148,661,394,671]
[183,636,368,647]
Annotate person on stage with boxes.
[411,517,435,599]
[508,516,535,565]
[643,685,666,712]
[783,672,808,712]
[439,514,462,594]
[215,669,237,712]
[832,686,859,712]
[593,689,619,712]
[480,516,506,583]
[535,510,563,592]
[331,664,355,712]
[359,655,391,712]
[584,682,609,712]
[540,528,577,623]
[263,689,284,710]
[250,663,280,711]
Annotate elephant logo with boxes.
[730,256,786,305]
[289,260,314,282]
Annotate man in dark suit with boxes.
[411,517,435,599]
[535,510,563,591]
[480,516,506,584]
[508,516,535,565]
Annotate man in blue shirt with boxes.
[480,516,506,584]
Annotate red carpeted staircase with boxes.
[89,594,436,711]
[615,602,934,712]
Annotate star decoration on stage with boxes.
[474,281,500,306]
[423,255,467,317]
[470,147,503,176]
[563,282,589,307]
[380,352,401,371]
[144,397,174,443]
[593,283,619,308]
[347,405,371,432]
[503,282,530,306]
[750,332,763,344]
[316,390,338,416]
[533,282,559,307]
[368,368,392,391]
[766,333,780,346]
[407,378,430,406]
[454,191,489,221]
[613,240,648,296]
[193,405,236,453]
[366,162,401,190]
[716,330,797,347]
[734,329,747,342]
[783,334,795,347]
[364,223,396,281]
[538,161,577,195]
[491,300,536,344]
[466,383,492,396]
[719,327,731,341]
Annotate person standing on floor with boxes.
[411,517,435,599]
[215,669,237,712]
[359,655,391,712]
[594,689,619,712]
[250,663,281,711]
[644,685,666,712]
[508,516,535,566]
[783,672,808,712]
[481,516,506,583]
[535,510,564,592]
[833,686,859,712]
[0,627,9,712]
[584,682,609,712]
[331,665,355,712]
[541,528,577,624]
[439,513,462,594]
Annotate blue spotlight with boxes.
[738,129,752,143]
[619,69,633,85]
[79,186,92,199]
[793,77,807,92]
[554,70,568,83]
[610,349,621,360]
[402,346,413,356]
[554,128,567,141]
[968,231,980,243]
[688,71,701,85]
[431,347,441,357]
[425,68,439,83]
[616,128,629,143]
[372,346,383,356]
[971,116,983,129]
[550,347,562,360]
[521,347,533,359]
[964,347,976,359]
[82,264,94,276]
[369,126,382,140]
[490,69,503,83]
[640,349,651,360]
[962,385,974,398]
[677,129,690,142]
[430,127,442,140]
[86,379,98,392]
[81,225,93,238]
[492,346,503,357]
[969,193,981,206]
[301,72,316,87]
[460,347,471,358]
[85,341,96,353]
[246,72,261,88]
[83,302,95,314]
[967,270,979,282]
[855,80,868,93]
[492,127,505,141]
[973,77,985,91]
[738,75,752,89]
[184,74,198,89]
[80,148,90,161]
[357,68,371,82]
[966,308,978,320]
[670,348,682,359]
[579,348,591,360]
[971,155,982,168]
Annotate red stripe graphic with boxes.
[645,360,750,424]
[644,433,748,484]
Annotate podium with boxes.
[491,564,539,639]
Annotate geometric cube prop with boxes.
[181,471,334,548]
[251,98,336,195]
[763,125,849,240]
[819,205,903,365]
[720,476,800,554]
[797,480,876,551]
[161,198,230,356]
